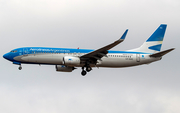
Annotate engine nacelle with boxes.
[56,65,75,72]
[63,56,80,66]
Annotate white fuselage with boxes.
[13,52,160,68]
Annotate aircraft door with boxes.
[136,54,140,62]
[23,48,29,56]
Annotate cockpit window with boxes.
[10,50,17,53]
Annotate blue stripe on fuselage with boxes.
[14,47,151,55]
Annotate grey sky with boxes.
[0,0,180,113]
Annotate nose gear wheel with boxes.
[18,65,22,70]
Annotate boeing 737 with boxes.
[3,24,174,76]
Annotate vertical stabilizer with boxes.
[129,24,167,53]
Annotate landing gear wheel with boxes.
[18,66,22,70]
[81,70,87,76]
[86,67,92,72]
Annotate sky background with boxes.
[0,0,180,113]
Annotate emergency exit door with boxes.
[136,54,140,62]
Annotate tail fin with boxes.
[129,24,167,53]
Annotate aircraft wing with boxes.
[80,29,128,62]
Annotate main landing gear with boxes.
[81,66,92,76]
[81,70,87,76]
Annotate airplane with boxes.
[3,24,175,76]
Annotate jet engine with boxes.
[56,65,75,72]
[63,56,80,66]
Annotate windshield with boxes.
[10,50,17,53]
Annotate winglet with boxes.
[120,29,128,40]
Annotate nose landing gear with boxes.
[18,65,22,70]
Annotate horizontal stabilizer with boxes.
[149,48,175,57]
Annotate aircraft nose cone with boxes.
[3,53,9,60]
